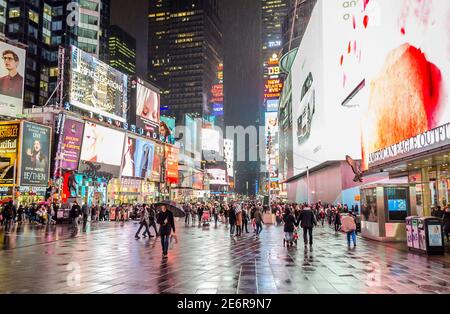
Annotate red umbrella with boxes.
[38,201,50,205]
[0,198,12,205]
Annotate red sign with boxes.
[264,78,283,99]
[165,145,179,184]
[210,84,223,103]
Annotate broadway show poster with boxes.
[0,122,20,186]
[61,118,84,171]
[19,121,51,187]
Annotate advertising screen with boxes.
[265,112,279,179]
[80,122,125,166]
[121,136,155,179]
[151,143,164,182]
[0,122,20,186]
[160,116,175,144]
[291,0,362,173]
[0,41,25,117]
[387,199,407,211]
[223,139,234,177]
[59,117,84,171]
[207,169,227,186]
[359,0,450,170]
[19,122,51,187]
[184,114,200,156]
[202,128,220,152]
[68,46,128,122]
[165,145,179,184]
[134,78,160,133]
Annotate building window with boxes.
[28,10,39,23]
[80,0,99,12]
[9,7,20,18]
[28,25,38,39]
[43,34,51,45]
[52,21,62,31]
[24,91,35,104]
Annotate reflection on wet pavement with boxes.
[0,220,449,294]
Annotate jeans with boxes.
[243,220,249,233]
[230,223,235,235]
[145,220,158,236]
[214,214,218,225]
[72,217,79,235]
[335,223,341,231]
[160,234,170,254]
[185,213,191,224]
[256,222,262,235]
[236,225,242,236]
[347,230,356,246]
[303,227,313,245]
[135,221,150,237]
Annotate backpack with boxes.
[341,215,356,232]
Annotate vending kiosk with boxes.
[407,216,444,255]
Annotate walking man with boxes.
[70,201,81,236]
[254,206,264,237]
[297,206,317,248]
[341,212,357,247]
[81,203,90,232]
[135,206,151,239]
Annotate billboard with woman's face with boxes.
[121,136,155,179]
[134,78,160,133]
[80,122,125,166]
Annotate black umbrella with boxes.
[154,200,185,218]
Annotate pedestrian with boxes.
[145,204,159,237]
[334,209,341,232]
[184,203,191,225]
[197,205,203,227]
[242,207,249,233]
[229,204,236,236]
[297,206,317,247]
[135,206,151,239]
[283,208,296,247]
[254,206,264,237]
[319,208,325,226]
[213,202,219,226]
[235,204,243,236]
[2,200,14,233]
[341,212,357,247]
[156,205,175,258]
[17,205,24,225]
[81,203,90,232]
[70,201,81,236]
[443,207,450,242]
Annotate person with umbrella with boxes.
[156,204,176,258]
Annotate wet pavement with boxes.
[0,220,450,294]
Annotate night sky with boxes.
[111,0,263,194]
[110,0,149,77]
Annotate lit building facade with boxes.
[109,25,136,76]
[0,0,6,37]
[4,0,110,108]
[148,0,222,123]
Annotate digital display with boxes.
[134,78,160,133]
[121,136,155,179]
[80,122,125,166]
[69,46,128,122]
[387,199,407,211]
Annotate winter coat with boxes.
[341,215,357,233]
[157,210,175,236]
[298,208,316,229]
[283,213,296,232]
[236,211,243,226]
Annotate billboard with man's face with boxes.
[19,122,51,187]
[0,41,25,117]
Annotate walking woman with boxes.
[156,205,175,258]
[236,205,243,236]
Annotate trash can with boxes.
[412,217,445,255]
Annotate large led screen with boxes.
[207,169,227,186]
[80,122,125,166]
[134,78,160,133]
[0,41,25,117]
[359,0,450,169]
[291,0,362,173]
[121,136,155,179]
[69,46,128,122]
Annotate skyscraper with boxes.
[109,25,136,76]
[4,0,110,108]
[148,0,222,123]
[0,0,6,38]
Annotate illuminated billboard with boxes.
[121,136,155,179]
[0,41,25,117]
[68,46,128,122]
[207,168,227,186]
[291,0,362,172]
[133,77,160,133]
[160,116,175,144]
[223,139,234,177]
[151,143,164,182]
[80,122,125,166]
[56,116,84,172]
[19,122,52,187]
[165,145,179,184]
[358,0,450,169]
[0,122,20,186]
[265,112,279,180]
[202,128,221,152]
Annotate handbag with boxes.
[169,235,176,250]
